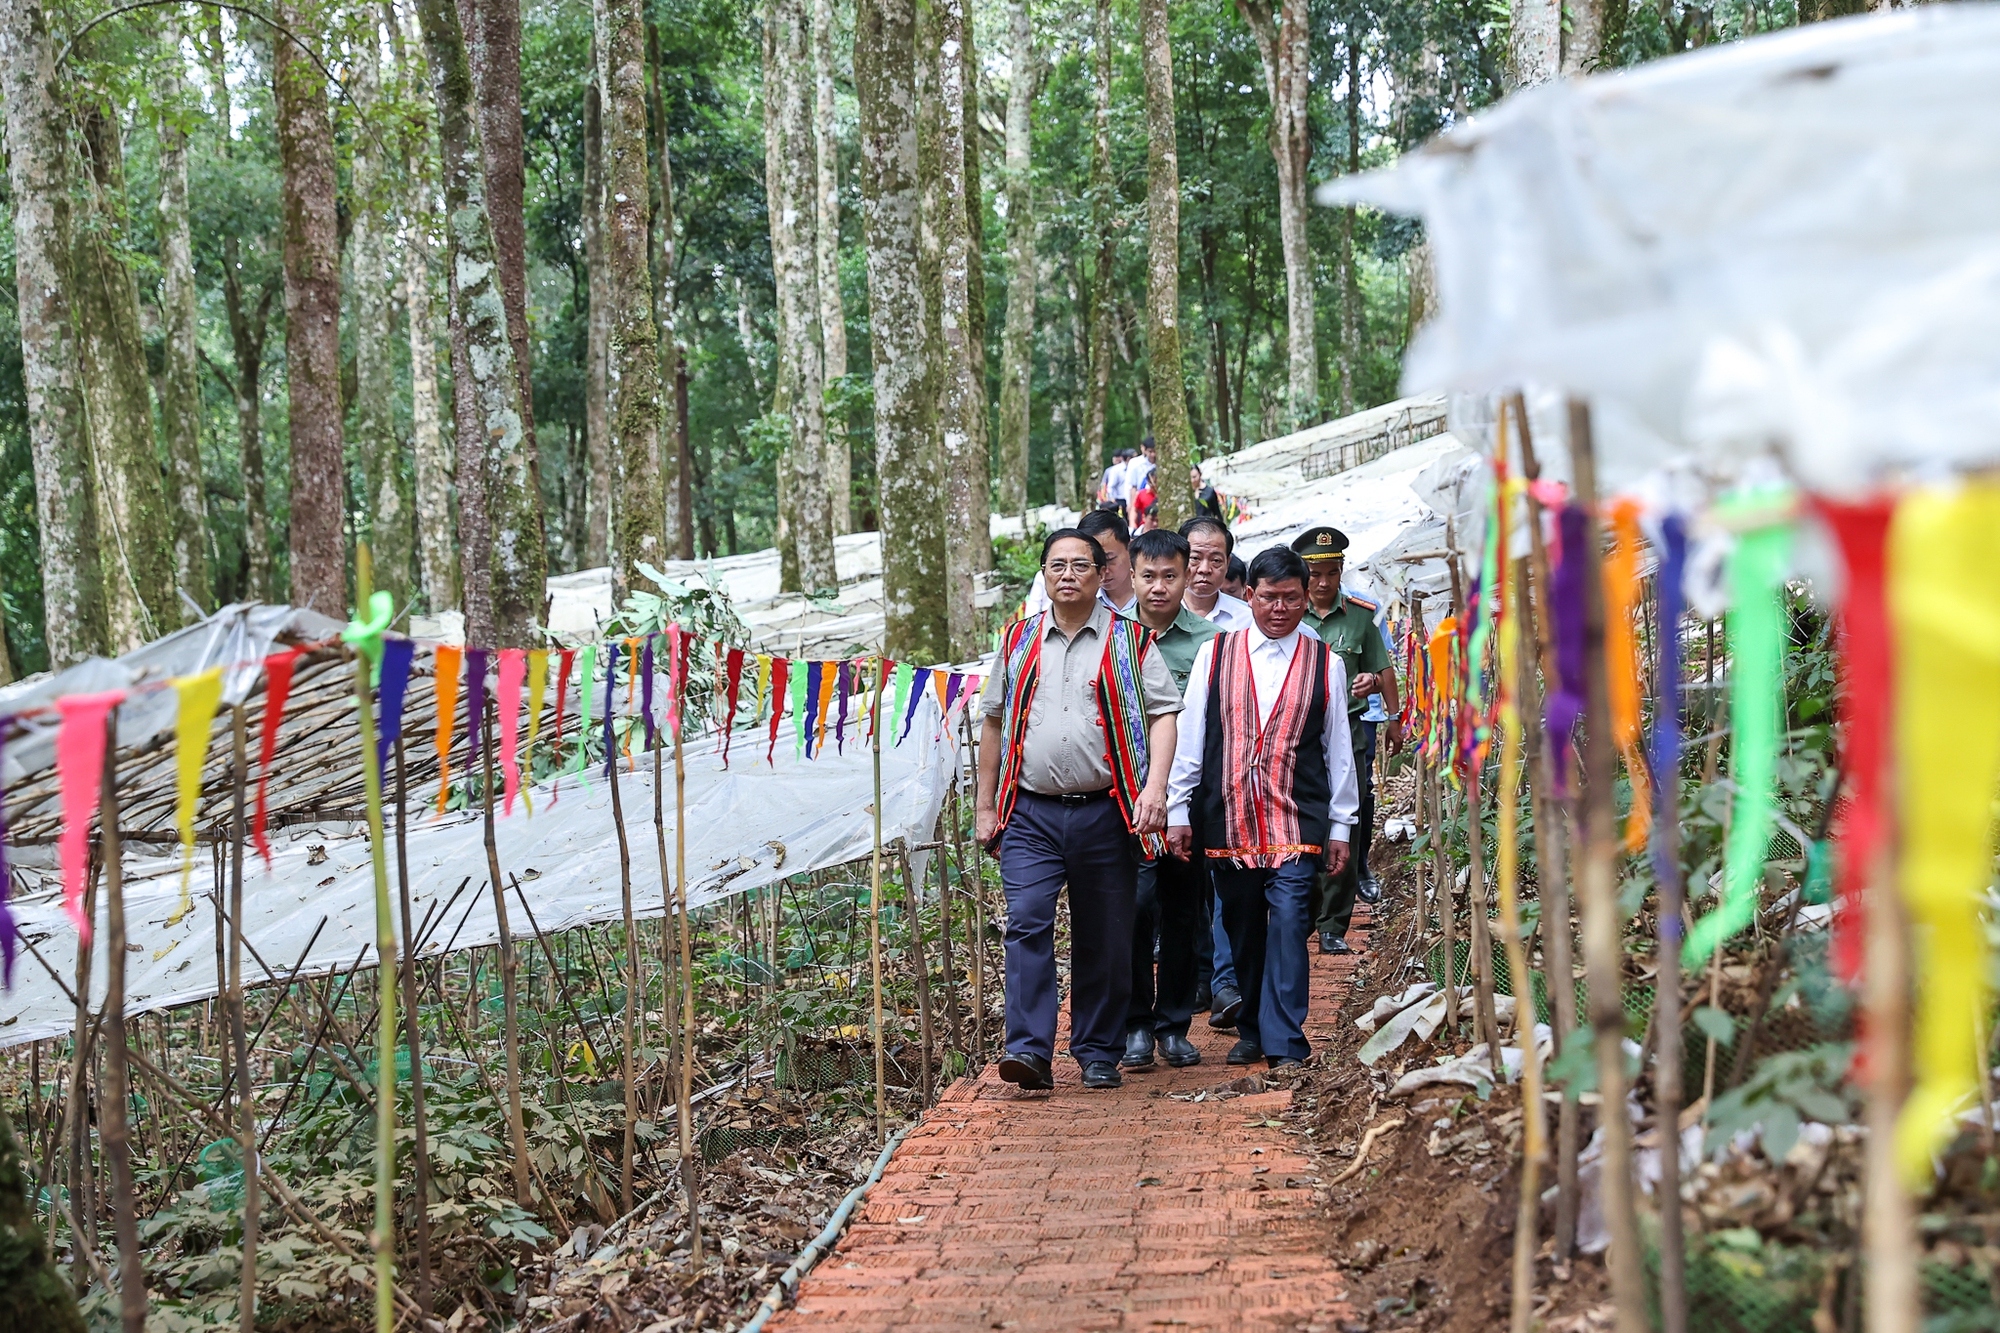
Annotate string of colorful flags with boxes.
[0,628,983,996]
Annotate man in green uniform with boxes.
[1118,529,1219,1069]
[1292,526,1401,953]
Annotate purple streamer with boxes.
[942,672,966,717]
[0,717,15,989]
[835,661,853,752]
[466,648,489,762]
[604,640,620,777]
[1544,504,1590,797]
[641,636,656,751]
[899,668,933,743]
[1651,516,1689,933]
[376,638,416,778]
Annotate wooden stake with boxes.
[229,706,263,1333]
[1862,840,1918,1333]
[671,669,700,1261]
[870,658,889,1143]
[903,848,936,1105]
[608,706,639,1215]
[1433,761,1458,1039]
[936,830,962,1054]
[655,733,673,1116]
[480,707,535,1207]
[391,735,435,1312]
[1566,400,1649,1333]
[99,717,146,1333]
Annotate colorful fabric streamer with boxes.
[666,624,686,740]
[466,648,489,766]
[523,649,549,813]
[1650,515,1688,948]
[871,660,898,740]
[550,648,574,802]
[640,635,657,751]
[766,656,790,765]
[1683,503,1793,967]
[1544,504,1590,797]
[1817,499,1894,986]
[1889,484,2000,1186]
[834,660,853,752]
[890,661,912,742]
[171,667,224,921]
[577,644,597,781]
[1602,499,1654,852]
[900,667,933,743]
[432,644,463,813]
[255,649,303,860]
[721,648,746,766]
[0,719,15,988]
[790,659,808,757]
[498,648,525,815]
[56,690,124,943]
[603,640,620,777]
[375,638,416,780]
[804,661,825,758]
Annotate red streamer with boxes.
[550,648,574,804]
[721,648,746,766]
[253,649,302,867]
[766,657,790,765]
[497,648,525,815]
[55,690,125,941]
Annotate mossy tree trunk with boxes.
[1139,0,1192,528]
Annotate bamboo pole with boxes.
[609,703,639,1215]
[1433,759,1458,1040]
[62,860,98,1278]
[903,848,936,1105]
[1650,577,1688,1333]
[1862,843,1918,1333]
[1566,400,1649,1333]
[228,706,262,1333]
[99,717,147,1333]
[656,726,673,1117]
[672,662,700,1261]
[870,657,889,1143]
[390,736,435,1311]
[479,706,535,1207]
[936,830,962,1053]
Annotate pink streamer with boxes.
[56,690,125,943]
[498,648,526,815]
[665,624,685,739]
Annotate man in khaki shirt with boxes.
[976,530,1180,1091]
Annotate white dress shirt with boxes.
[1189,590,1254,631]
[1166,624,1359,840]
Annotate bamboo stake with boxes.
[99,717,147,1333]
[1433,759,1458,1040]
[1566,400,1649,1333]
[936,830,962,1053]
[903,848,936,1105]
[391,736,435,1312]
[228,706,262,1333]
[1464,761,1504,1073]
[608,702,639,1215]
[672,662,700,1261]
[655,728,673,1117]
[870,657,889,1143]
[1650,604,1688,1333]
[1862,841,1918,1333]
[479,706,534,1207]
[62,859,98,1277]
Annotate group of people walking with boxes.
[974,506,1399,1091]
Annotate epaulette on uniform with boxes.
[1344,592,1379,613]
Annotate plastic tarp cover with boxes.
[1321,7,2000,495]
[0,696,960,1048]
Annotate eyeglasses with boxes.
[1044,559,1101,577]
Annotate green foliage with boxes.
[1705,1043,1859,1163]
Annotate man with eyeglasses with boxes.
[976,529,1182,1091]
[1165,547,1358,1070]
[1292,526,1402,953]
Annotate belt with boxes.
[1024,786,1114,807]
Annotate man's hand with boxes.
[1351,671,1378,698]
[1383,718,1403,753]
[1166,825,1194,861]
[975,805,999,850]
[1325,839,1351,877]
[1132,787,1168,837]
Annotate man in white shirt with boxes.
[1165,547,1358,1069]
[1180,516,1254,631]
[1124,438,1157,499]
[1099,449,1134,511]
[1077,508,1137,615]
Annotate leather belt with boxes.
[1047,788,1113,807]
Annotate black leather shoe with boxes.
[1208,986,1244,1029]
[1159,1033,1201,1067]
[998,1050,1055,1090]
[1320,932,1352,955]
[1357,871,1382,904]
[1193,983,1213,1013]
[1227,1038,1264,1066]
[1081,1060,1124,1089]
[1121,1028,1157,1070]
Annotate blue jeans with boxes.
[997,790,1138,1067]
[1211,856,1319,1063]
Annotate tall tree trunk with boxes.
[1561,0,1604,76]
[856,0,946,659]
[1057,262,1086,510]
[1238,0,1313,430]
[994,0,1034,517]
[419,0,544,647]
[1083,0,1114,485]
[157,28,215,615]
[593,0,667,600]
[461,0,537,454]
[75,102,178,647]
[935,0,981,653]
[352,30,415,620]
[1337,39,1361,416]
[582,73,614,570]
[646,21,693,559]
[1138,0,1191,529]
[962,21,989,570]
[1513,0,1560,86]
[812,0,852,533]
[770,0,837,591]
[274,2,348,618]
[0,0,106,666]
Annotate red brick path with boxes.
[768,915,1369,1332]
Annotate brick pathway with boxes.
[768,913,1369,1332]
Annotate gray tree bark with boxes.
[0,0,106,665]
[583,72,613,570]
[935,0,981,653]
[461,0,538,457]
[770,0,837,592]
[856,0,945,659]
[352,28,415,619]
[1083,0,1114,486]
[994,0,1035,516]
[645,21,692,558]
[812,0,851,533]
[1514,0,1561,86]
[1238,0,1314,430]
[275,1,348,618]
[593,0,667,600]
[419,0,547,647]
[1139,0,1192,529]
[157,26,215,615]
[75,102,178,648]
[1337,39,1361,416]
[962,20,989,572]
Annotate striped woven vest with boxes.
[1195,629,1332,868]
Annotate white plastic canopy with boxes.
[1321,7,2000,495]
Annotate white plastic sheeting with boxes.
[0,695,961,1048]
[1321,7,2000,496]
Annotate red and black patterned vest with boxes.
[1194,629,1332,867]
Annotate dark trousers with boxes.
[1213,856,1319,1063]
[1314,720,1376,939]
[998,790,1138,1066]
[1127,851,1204,1038]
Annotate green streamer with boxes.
[892,661,914,741]
[1684,506,1793,966]
[576,644,598,785]
[790,660,809,757]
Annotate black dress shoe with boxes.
[1193,983,1213,1013]
[1081,1060,1124,1089]
[998,1050,1055,1090]
[1227,1038,1264,1066]
[1319,932,1352,955]
[1357,870,1382,904]
[1121,1028,1158,1070]
[1208,986,1244,1029]
[1159,1033,1201,1067]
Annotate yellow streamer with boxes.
[1603,498,1653,852]
[755,654,773,722]
[170,667,224,924]
[1890,483,2000,1187]
[523,649,548,816]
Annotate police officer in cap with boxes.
[1290,526,1401,953]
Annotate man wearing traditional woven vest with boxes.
[975,529,1183,1091]
[1165,547,1360,1069]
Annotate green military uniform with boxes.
[1304,594,1391,721]
[1120,605,1219,693]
